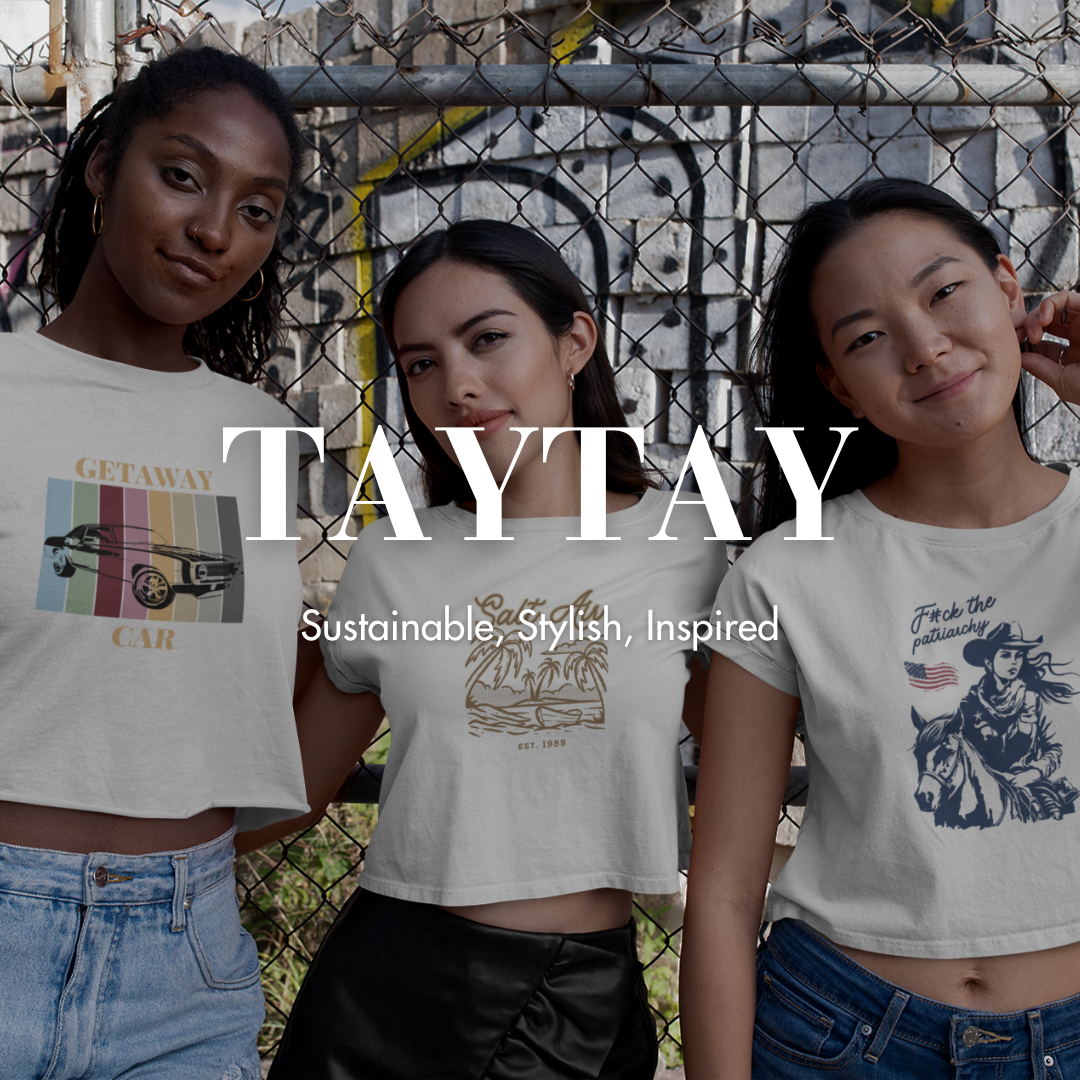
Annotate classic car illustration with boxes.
[44,523,241,610]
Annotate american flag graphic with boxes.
[905,662,959,690]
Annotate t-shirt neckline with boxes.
[431,485,664,536]
[19,329,216,391]
[844,469,1079,544]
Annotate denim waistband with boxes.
[764,919,1080,1062]
[0,827,236,914]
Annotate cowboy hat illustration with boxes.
[962,622,1043,667]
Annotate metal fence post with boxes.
[65,0,115,130]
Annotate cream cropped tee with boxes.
[1,331,308,830]
[713,473,1080,958]
[321,488,728,905]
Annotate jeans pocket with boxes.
[184,876,262,992]
[754,962,864,1068]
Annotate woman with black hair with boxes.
[240,220,728,1079]
[681,178,1080,1078]
[1,47,310,1076]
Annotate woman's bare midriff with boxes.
[442,887,633,934]
[0,801,235,855]
[832,936,1080,1012]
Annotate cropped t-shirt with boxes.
[321,488,728,905]
[713,473,1080,958]
[1,331,308,830]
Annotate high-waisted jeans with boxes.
[0,828,264,1080]
[754,919,1080,1079]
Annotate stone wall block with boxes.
[486,108,539,161]
[619,294,691,368]
[442,112,495,166]
[320,384,365,450]
[1026,374,1080,462]
[996,124,1060,209]
[752,143,809,222]
[544,220,634,296]
[805,106,869,145]
[1009,207,1079,292]
[930,129,996,210]
[608,146,692,220]
[531,106,586,155]
[868,105,918,140]
[0,185,31,233]
[700,218,742,297]
[728,384,764,464]
[741,0,810,64]
[993,0,1064,40]
[368,185,419,247]
[704,297,742,373]
[613,359,660,431]
[632,217,691,292]
[676,103,733,144]
[870,134,933,184]
[551,153,608,224]
[668,372,731,447]
[459,179,519,221]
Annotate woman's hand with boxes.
[1017,290,1080,405]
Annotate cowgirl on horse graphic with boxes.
[954,621,1079,821]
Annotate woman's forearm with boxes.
[681,895,760,1078]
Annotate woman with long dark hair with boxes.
[240,219,727,1079]
[1,47,309,1076]
[682,178,1080,1078]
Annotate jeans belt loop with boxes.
[864,989,910,1064]
[1028,1010,1046,1079]
[170,854,189,933]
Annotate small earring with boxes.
[237,267,265,303]
[91,196,104,237]
[567,370,576,392]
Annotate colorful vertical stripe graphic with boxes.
[36,479,244,623]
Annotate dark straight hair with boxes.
[37,47,305,383]
[753,178,1029,536]
[379,220,657,507]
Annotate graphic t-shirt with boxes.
[322,488,728,905]
[1,331,308,830]
[713,473,1080,957]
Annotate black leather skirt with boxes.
[267,889,659,1080]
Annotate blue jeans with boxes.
[0,828,264,1080]
[754,919,1080,1079]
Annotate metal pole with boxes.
[0,64,65,107]
[49,0,64,75]
[270,62,1080,110]
[9,61,1080,112]
[65,0,115,130]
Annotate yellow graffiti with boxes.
[552,10,596,64]
[350,106,485,528]
[347,7,596,529]
[903,0,959,17]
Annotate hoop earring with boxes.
[567,370,576,392]
[91,196,104,237]
[237,267,265,303]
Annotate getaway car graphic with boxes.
[44,523,241,610]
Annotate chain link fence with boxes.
[5,0,1080,1067]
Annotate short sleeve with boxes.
[711,547,800,697]
[319,533,382,696]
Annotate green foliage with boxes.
[236,733,389,1054]
[637,902,683,1068]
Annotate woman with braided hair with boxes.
[0,47,310,1077]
